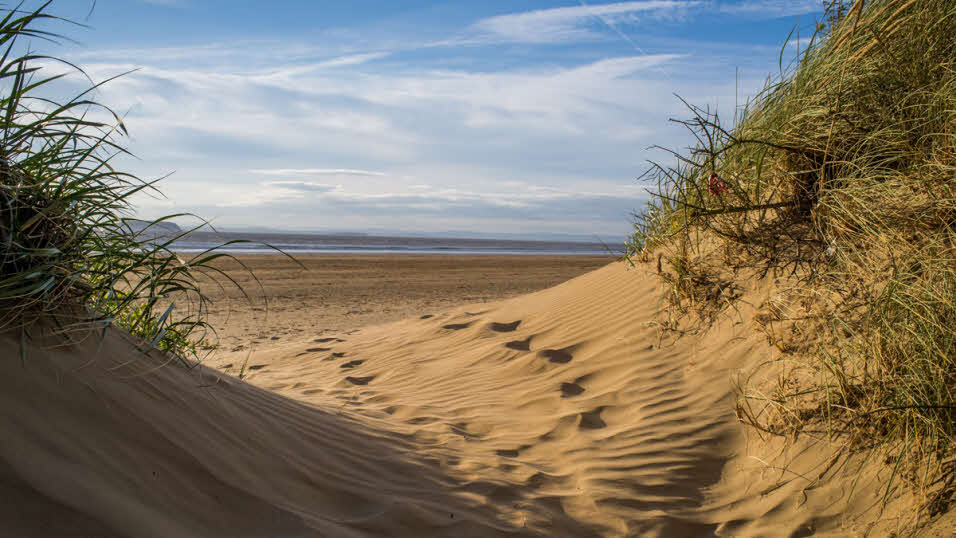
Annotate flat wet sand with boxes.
[199,254,615,352]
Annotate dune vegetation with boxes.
[0,4,254,362]
[628,0,955,516]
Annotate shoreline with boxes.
[172,249,623,255]
[176,250,618,256]
[167,230,620,257]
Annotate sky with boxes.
[34,0,825,241]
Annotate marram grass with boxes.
[629,0,955,515]
[0,3,270,363]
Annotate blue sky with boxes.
[40,0,824,240]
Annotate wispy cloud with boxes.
[786,36,818,50]
[718,0,822,17]
[263,181,340,193]
[252,168,387,177]
[471,1,700,44]
[313,52,389,69]
[262,52,390,80]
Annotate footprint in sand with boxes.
[345,375,375,386]
[579,407,607,430]
[505,336,532,351]
[526,472,555,490]
[450,422,482,440]
[331,352,347,358]
[247,365,267,371]
[407,416,439,425]
[420,314,434,320]
[442,322,472,330]
[489,320,521,332]
[560,382,585,398]
[496,443,532,459]
[339,360,364,369]
[539,348,574,364]
[314,337,336,343]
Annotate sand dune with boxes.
[0,262,940,536]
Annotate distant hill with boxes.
[123,219,182,236]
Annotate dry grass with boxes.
[628,0,956,517]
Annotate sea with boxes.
[170,231,620,256]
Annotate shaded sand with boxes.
[198,254,614,352]
[1,262,951,536]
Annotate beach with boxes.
[199,254,615,355]
[2,1,954,535]
[4,257,935,537]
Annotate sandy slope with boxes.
[0,262,945,536]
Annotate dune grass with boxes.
[628,0,955,513]
[0,3,264,363]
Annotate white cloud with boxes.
[472,1,700,43]
[465,1,823,46]
[252,168,387,177]
[172,179,642,216]
[786,36,818,50]
[309,52,389,69]
[263,181,340,192]
[718,0,822,17]
[58,49,688,165]
[258,52,390,81]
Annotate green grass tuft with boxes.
[0,3,273,363]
